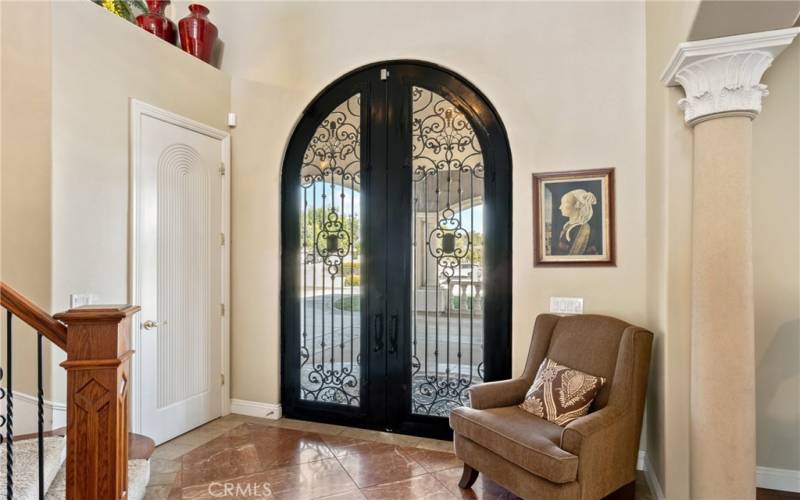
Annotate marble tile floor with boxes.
[144,414,654,500]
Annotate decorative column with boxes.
[662,28,799,499]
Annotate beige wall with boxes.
[51,0,231,311]
[752,38,800,473]
[645,1,700,497]
[0,0,232,404]
[0,1,55,397]
[215,1,649,412]
[228,78,295,404]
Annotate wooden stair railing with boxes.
[0,283,67,351]
[0,281,140,499]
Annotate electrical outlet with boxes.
[69,293,96,308]
[549,297,584,315]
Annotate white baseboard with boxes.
[50,399,66,429]
[757,466,800,493]
[637,452,799,497]
[0,391,65,435]
[230,398,282,420]
[642,452,666,500]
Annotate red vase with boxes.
[178,4,217,63]
[136,0,177,45]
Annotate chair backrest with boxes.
[522,314,638,410]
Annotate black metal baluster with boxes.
[349,175,355,374]
[340,171,345,376]
[445,175,451,387]
[302,187,308,359]
[457,168,463,389]
[321,179,327,377]
[470,172,475,385]
[329,175,335,372]
[312,182,317,387]
[411,192,417,378]
[0,369,4,446]
[434,167,440,384]
[37,333,43,500]
[6,310,13,499]
[424,171,429,386]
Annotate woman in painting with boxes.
[558,189,598,255]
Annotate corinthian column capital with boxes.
[661,27,800,126]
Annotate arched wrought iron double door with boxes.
[281,61,511,438]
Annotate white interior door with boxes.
[132,101,229,445]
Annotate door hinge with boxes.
[220,233,225,246]
[220,303,225,316]
[220,373,225,385]
[380,68,389,80]
[219,162,226,176]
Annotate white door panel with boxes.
[133,105,228,445]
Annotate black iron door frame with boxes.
[281,60,512,439]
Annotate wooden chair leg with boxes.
[603,480,636,500]
[458,464,479,489]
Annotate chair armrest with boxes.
[560,406,635,497]
[468,378,530,410]
[560,405,627,447]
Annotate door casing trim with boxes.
[128,99,231,434]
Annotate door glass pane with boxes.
[299,94,362,406]
[411,87,484,416]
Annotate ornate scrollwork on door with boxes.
[411,87,486,417]
[315,210,352,276]
[427,208,470,279]
[301,96,361,189]
[412,86,484,182]
[298,94,362,407]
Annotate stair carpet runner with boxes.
[0,436,149,499]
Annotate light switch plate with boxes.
[69,293,96,308]
[550,297,584,315]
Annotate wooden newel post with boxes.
[54,305,140,500]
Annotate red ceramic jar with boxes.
[136,0,177,45]
[178,4,218,63]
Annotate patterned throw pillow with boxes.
[519,358,606,426]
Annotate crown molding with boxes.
[661,28,800,125]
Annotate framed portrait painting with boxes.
[532,168,615,266]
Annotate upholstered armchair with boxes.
[449,314,653,500]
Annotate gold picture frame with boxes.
[532,168,616,266]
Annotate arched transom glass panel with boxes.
[299,94,362,406]
[411,87,485,416]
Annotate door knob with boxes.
[142,320,166,330]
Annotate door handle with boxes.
[373,314,384,352]
[142,320,167,330]
[388,314,398,354]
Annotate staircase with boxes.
[0,282,152,499]
[0,436,64,499]
[45,453,150,500]
[0,432,153,499]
